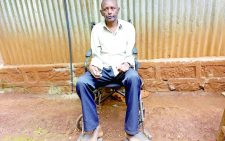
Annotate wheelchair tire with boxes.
[76,114,83,131]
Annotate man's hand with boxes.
[117,62,130,72]
[88,65,102,78]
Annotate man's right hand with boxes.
[88,65,102,78]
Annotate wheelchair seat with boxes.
[104,83,122,88]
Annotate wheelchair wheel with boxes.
[138,101,145,125]
[76,114,83,131]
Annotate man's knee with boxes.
[76,76,90,89]
[125,70,141,83]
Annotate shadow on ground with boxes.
[0,91,224,141]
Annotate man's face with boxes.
[100,0,120,22]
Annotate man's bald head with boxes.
[101,0,118,9]
[100,0,120,24]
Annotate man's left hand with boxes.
[117,62,130,72]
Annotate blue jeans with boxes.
[76,67,142,135]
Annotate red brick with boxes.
[0,68,24,82]
[204,78,225,92]
[201,65,225,77]
[160,66,196,80]
[50,71,70,81]
[74,67,85,77]
[168,78,202,91]
[138,67,156,79]
[142,79,169,91]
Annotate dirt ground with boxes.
[0,91,224,141]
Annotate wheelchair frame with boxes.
[76,48,149,133]
[76,22,151,140]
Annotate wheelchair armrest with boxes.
[84,48,92,71]
[132,47,140,70]
[132,47,138,55]
[85,48,92,57]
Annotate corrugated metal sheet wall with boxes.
[0,0,225,65]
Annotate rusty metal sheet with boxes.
[0,0,224,65]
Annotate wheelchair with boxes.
[75,46,152,140]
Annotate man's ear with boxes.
[100,10,104,16]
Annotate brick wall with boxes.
[0,58,224,94]
[139,58,225,92]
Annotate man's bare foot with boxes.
[125,132,151,141]
[78,125,103,141]
[90,125,103,141]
